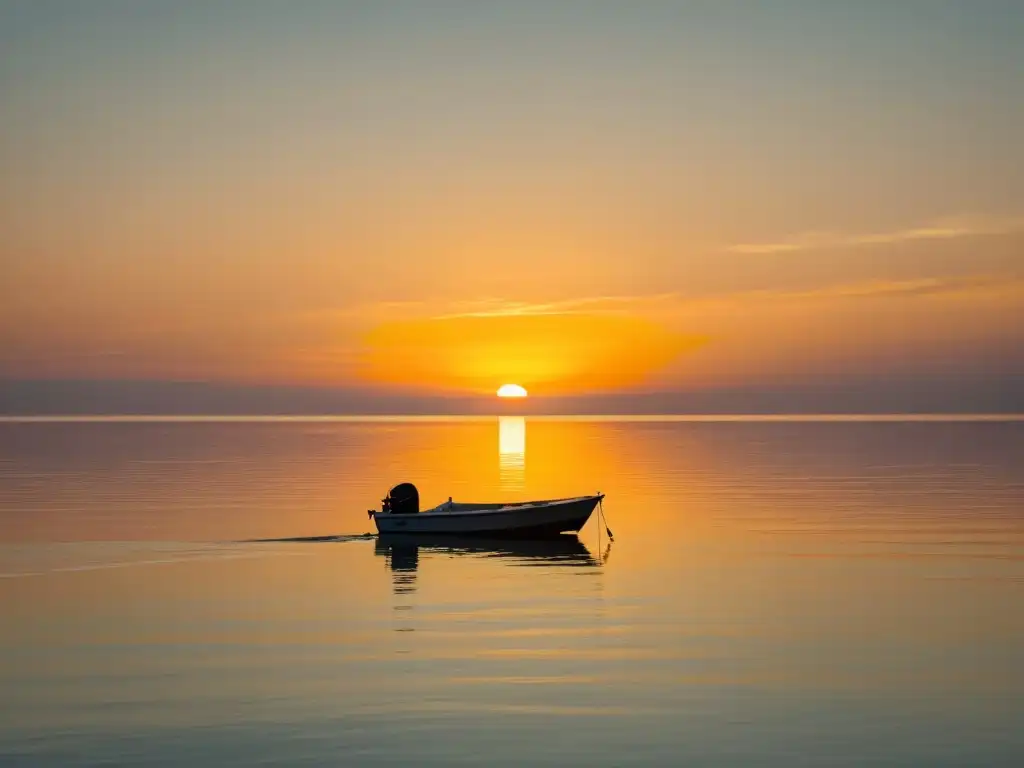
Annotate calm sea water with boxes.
[1,417,1022,766]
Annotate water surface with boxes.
[1,418,1022,766]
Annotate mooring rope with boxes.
[598,496,614,542]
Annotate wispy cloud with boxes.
[435,293,679,319]
[682,274,1024,311]
[800,274,1024,301]
[451,275,1024,317]
[303,272,1023,333]
[727,214,1024,255]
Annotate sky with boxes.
[1,1,1022,413]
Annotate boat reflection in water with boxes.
[374,533,602,594]
[498,416,525,490]
[384,539,420,595]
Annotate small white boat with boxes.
[369,483,604,538]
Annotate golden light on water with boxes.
[498,416,526,490]
[497,384,528,398]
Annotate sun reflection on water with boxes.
[498,416,526,490]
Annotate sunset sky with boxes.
[2,1,1022,413]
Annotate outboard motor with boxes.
[383,482,419,515]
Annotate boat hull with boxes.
[372,495,602,538]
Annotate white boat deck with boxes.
[418,496,596,516]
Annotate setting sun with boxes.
[497,384,528,398]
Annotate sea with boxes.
[1,416,1022,766]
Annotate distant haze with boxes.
[2,2,1022,413]
[2,372,1021,416]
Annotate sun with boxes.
[496,383,528,398]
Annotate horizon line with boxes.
[1,413,1022,424]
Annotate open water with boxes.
[1,417,1022,766]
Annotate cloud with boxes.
[448,274,1024,319]
[298,273,1024,360]
[727,273,1024,305]
[727,214,1024,255]
[435,293,680,319]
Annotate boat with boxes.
[368,482,604,538]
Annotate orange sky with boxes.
[1,3,1022,409]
